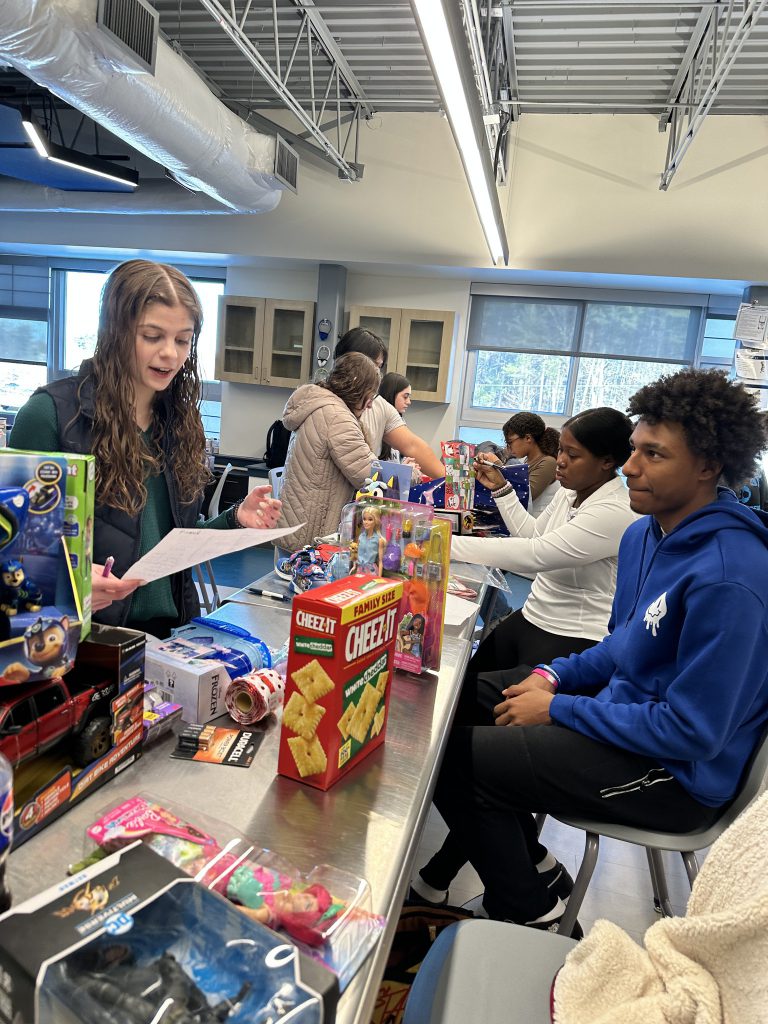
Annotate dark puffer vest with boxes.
[38,361,203,627]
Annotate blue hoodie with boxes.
[549,489,768,805]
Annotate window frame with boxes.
[460,284,710,432]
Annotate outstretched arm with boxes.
[383,425,443,479]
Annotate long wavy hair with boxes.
[84,259,209,515]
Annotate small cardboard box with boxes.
[278,575,402,791]
[69,623,145,695]
[144,639,229,724]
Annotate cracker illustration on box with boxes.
[278,575,402,790]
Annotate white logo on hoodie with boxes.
[644,592,667,637]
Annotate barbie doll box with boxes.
[278,575,403,791]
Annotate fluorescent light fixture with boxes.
[48,153,139,188]
[21,107,49,158]
[412,0,507,265]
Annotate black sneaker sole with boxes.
[406,885,448,907]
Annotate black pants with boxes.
[431,712,721,922]
[421,611,595,893]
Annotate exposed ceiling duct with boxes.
[0,0,287,213]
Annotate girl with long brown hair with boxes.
[11,259,280,635]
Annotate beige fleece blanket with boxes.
[552,791,768,1024]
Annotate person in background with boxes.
[10,260,280,637]
[424,370,768,935]
[378,371,422,481]
[502,412,561,516]
[334,328,443,478]
[275,353,380,552]
[411,407,638,908]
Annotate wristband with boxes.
[227,499,247,529]
[491,483,514,499]
[532,665,559,689]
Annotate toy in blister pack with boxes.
[0,452,83,684]
[86,794,385,990]
[337,498,452,674]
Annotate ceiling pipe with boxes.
[0,0,284,213]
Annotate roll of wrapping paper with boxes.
[226,669,285,725]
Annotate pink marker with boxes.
[102,556,115,578]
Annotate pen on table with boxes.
[247,587,290,602]
[102,556,115,578]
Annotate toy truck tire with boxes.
[72,716,111,766]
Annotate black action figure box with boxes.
[0,841,338,1024]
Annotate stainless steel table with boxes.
[8,600,475,1024]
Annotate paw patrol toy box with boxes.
[0,451,85,686]
[278,575,402,791]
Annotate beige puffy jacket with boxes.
[276,383,377,551]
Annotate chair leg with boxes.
[203,560,221,611]
[194,564,212,614]
[534,813,546,835]
[681,850,699,889]
[646,848,673,917]
[557,832,599,937]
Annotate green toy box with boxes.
[61,454,95,640]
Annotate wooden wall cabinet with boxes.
[216,295,315,387]
[347,305,455,402]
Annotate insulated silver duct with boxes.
[0,0,284,213]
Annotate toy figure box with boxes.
[0,841,338,1024]
[0,451,85,686]
[278,575,402,791]
[84,792,385,991]
[337,498,452,675]
[60,453,95,640]
[355,459,413,502]
[441,440,476,510]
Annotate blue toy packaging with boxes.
[0,840,337,1024]
[0,452,83,686]
[410,462,530,536]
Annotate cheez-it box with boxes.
[278,575,403,790]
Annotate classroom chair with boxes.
[552,724,768,937]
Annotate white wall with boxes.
[2,113,768,281]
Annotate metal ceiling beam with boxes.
[658,5,717,129]
[500,2,521,122]
[289,0,375,118]
[196,0,364,179]
[660,0,767,189]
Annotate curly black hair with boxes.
[627,368,768,488]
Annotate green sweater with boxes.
[10,392,230,629]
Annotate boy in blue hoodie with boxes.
[429,369,768,933]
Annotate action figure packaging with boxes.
[278,575,402,790]
[0,840,337,1024]
[83,793,384,991]
[0,452,84,686]
[60,453,95,640]
[337,498,452,675]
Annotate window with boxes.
[0,262,50,409]
[699,316,737,371]
[463,291,703,429]
[33,684,66,716]
[62,269,224,437]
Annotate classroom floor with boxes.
[213,552,700,943]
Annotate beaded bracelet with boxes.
[227,499,247,529]
[491,482,514,499]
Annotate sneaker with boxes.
[460,894,488,918]
[527,915,583,940]
[408,874,449,906]
[539,860,574,903]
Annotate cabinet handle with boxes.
[264,377,270,384]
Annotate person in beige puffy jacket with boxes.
[276,352,380,552]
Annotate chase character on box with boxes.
[9,260,281,638]
[2,615,73,683]
[352,506,385,575]
[0,559,42,616]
